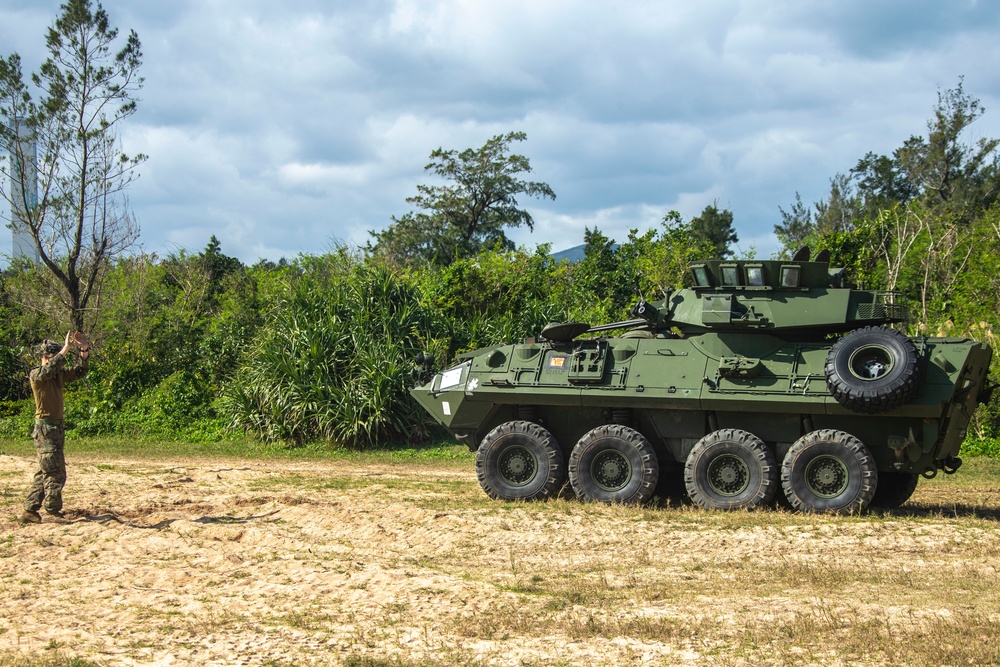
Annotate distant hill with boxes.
[550,244,587,263]
[550,243,618,263]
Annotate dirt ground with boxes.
[1,452,999,667]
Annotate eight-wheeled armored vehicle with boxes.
[411,249,994,513]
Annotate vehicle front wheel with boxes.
[476,421,566,501]
[569,425,658,504]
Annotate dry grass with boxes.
[0,450,998,666]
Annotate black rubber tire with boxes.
[868,472,919,509]
[684,429,778,510]
[476,421,566,501]
[781,429,877,514]
[569,425,659,504]
[825,325,920,414]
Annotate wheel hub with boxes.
[804,455,848,497]
[591,450,632,491]
[707,454,750,496]
[498,445,537,487]
[849,346,893,381]
[860,359,887,378]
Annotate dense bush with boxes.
[220,256,446,446]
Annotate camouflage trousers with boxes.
[25,421,67,514]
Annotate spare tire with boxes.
[825,325,920,414]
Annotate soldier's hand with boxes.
[61,331,74,356]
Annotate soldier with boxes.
[20,331,90,525]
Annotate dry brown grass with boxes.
[1,451,998,666]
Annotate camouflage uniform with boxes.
[24,341,88,515]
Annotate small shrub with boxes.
[961,437,1000,458]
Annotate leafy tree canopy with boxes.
[775,79,1000,257]
[368,131,555,267]
[689,202,738,259]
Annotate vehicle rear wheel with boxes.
[476,421,566,501]
[569,425,658,504]
[869,472,919,509]
[684,429,777,510]
[781,429,877,514]
[825,326,920,414]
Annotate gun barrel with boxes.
[586,319,647,333]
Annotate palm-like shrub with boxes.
[221,258,444,447]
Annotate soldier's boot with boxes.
[43,510,70,524]
[20,509,42,524]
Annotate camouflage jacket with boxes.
[29,351,89,422]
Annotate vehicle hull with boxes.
[411,253,995,511]
[411,332,992,477]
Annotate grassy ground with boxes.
[0,439,998,666]
[0,436,475,464]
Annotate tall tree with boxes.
[854,79,999,223]
[368,131,555,267]
[774,192,814,256]
[851,151,919,216]
[777,81,1000,259]
[689,202,738,259]
[0,0,144,331]
[576,226,637,312]
[813,173,862,237]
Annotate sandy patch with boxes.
[1,453,998,666]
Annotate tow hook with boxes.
[923,456,963,479]
[942,456,962,474]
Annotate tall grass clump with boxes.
[221,255,448,448]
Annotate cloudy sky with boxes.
[3,0,1000,263]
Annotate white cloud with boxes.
[3,0,1000,264]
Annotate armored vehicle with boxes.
[411,248,994,513]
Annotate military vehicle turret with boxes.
[411,248,994,513]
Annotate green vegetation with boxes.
[368,131,556,267]
[1,208,996,452]
[0,436,473,465]
[2,50,999,451]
